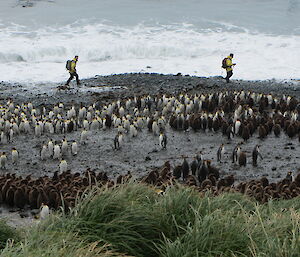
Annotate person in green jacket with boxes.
[223,53,236,83]
[65,55,80,86]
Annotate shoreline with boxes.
[1,73,300,104]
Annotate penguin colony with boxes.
[0,91,299,210]
[143,161,300,203]
[0,170,113,210]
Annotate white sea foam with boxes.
[0,22,299,83]
[0,0,299,83]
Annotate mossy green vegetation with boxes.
[1,183,300,257]
[0,220,19,250]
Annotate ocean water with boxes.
[0,0,299,83]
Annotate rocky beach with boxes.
[0,73,300,227]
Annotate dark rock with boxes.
[20,212,29,218]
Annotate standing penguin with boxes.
[159,133,167,149]
[61,138,69,156]
[217,144,225,162]
[197,160,209,184]
[181,156,190,181]
[190,157,198,176]
[48,140,54,157]
[232,144,241,164]
[59,159,68,173]
[11,148,19,164]
[252,145,263,167]
[40,203,50,220]
[71,141,78,156]
[152,121,159,136]
[226,125,234,140]
[0,152,7,169]
[286,171,294,182]
[41,144,48,160]
[53,144,61,160]
[80,129,88,145]
[114,132,123,150]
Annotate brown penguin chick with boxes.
[1,179,12,202]
[207,160,220,180]
[273,123,281,137]
[236,182,247,194]
[289,181,297,192]
[260,177,269,188]
[5,185,16,207]
[181,157,190,181]
[258,125,267,139]
[212,118,220,132]
[238,152,247,167]
[116,171,132,184]
[253,187,264,202]
[287,123,296,138]
[82,177,89,187]
[200,179,213,189]
[190,115,201,131]
[224,175,235,187]
[48,189,60,209]
[14,187,26,209]
[185,175,197,187]
[221,121,228,135]
[96,172,107,182]
[242,125,250,142]
[37,188,49,208]
[143,169,159,184]
[207,174,217,186]
[248,120,255,136]
[294,173,300,187]
[160,161,171,180]
[173,165,182,180]
[28,187,39,209]
[63,196,76,212]
[216,178,227,190]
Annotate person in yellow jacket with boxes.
[65,55,81,86]
[223,53,236,83]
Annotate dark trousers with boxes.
[66,72,80,85]
[225,70,233,83]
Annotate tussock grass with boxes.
[1,182,300,257]
[0,220,19,250]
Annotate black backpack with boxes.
[66,60,72,70]
[222,58,228,69]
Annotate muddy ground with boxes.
[0,73,300,226]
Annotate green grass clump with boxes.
[1,182,300,257]
[0,220,19,250]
